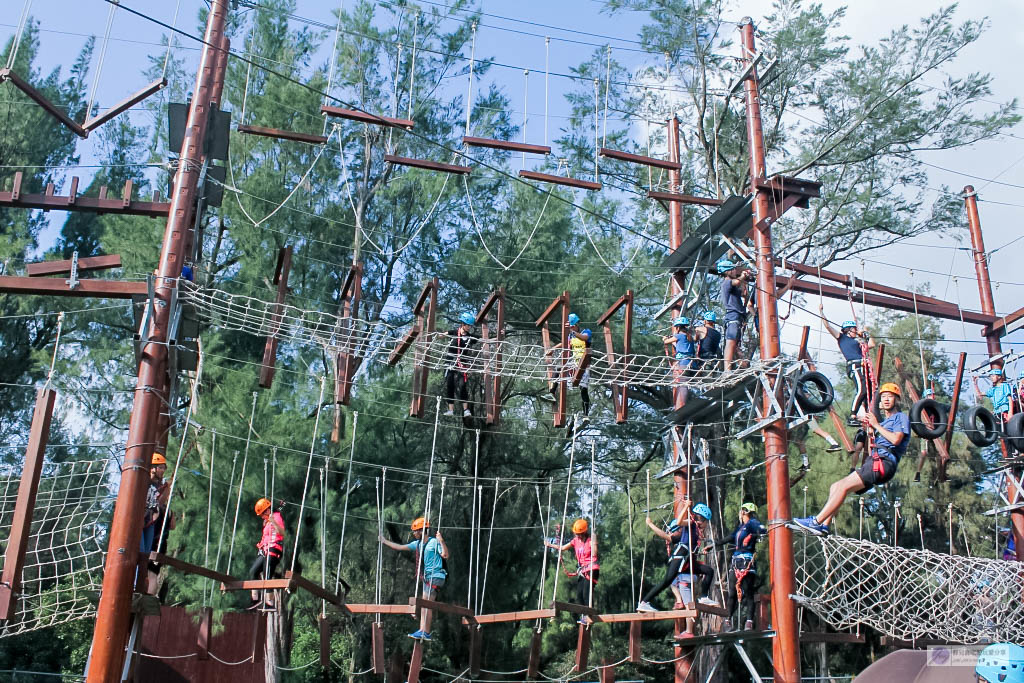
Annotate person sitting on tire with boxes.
[819,304,875,427]
[974,367,1012,428]
[794,383,909,535]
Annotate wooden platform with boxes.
[592,608,696,623]
[347,603,416,615]
[518,170,601,191]
[461,609,555,625]
[463,136,551,155]
[599,147,680,171]
[148,553,237,585]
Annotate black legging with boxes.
[575,569,598,607]
[642,554,713,606]
[445,370,469,403]
[579,387,591,416]
[249,551,281,581]
[849,360,868,417]
[726,557,757,625]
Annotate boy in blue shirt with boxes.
[820,304,875,427]
[974,367,1013,427]
[716,259,755,370]
[794,383,910,535]
[380,517,449,641]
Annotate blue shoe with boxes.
[793,516,829,535]
[419,632,432,642]
[408,630,424,639]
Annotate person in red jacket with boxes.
[249,498,286,609]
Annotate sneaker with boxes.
[580,416,590,426]
[443,410,454,417]
[408,630,425,640]
[846,416,860,427]
[463,408,472,418]
[720,621,734,633]
[698,597,719,607]
[825,443,841,453]
[744,620,754,631]
[673,631,695,640]
[792,516,829,535]
[419,632,432,642]
[636,601,658,613]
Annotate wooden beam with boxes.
[599,147,680,171]
[571,349,592,387]
[598,661,616,683]
[0,276,147,299]
[1,171,168,216]
[319,615,331,669]
[409,278,438,418]
[410,596,474,617]
[0,389,55,619]
[220,578,294,591]
[0,68,87,137]
[943,352,967,475]
[371,621,386,674]
[259,246,292,389]
[196,606,212,660]
[386,326,420,366]
[574,626,591,672]
[460,609,555,625]
[467,624,482,677]
[320,105,414,129]
[83,78,166,132]
[591,608,697,623]
[551,600,598,616]
[384,154,472,175]
[527,628,542,679]
[695,602,730,618]
[147,553,237,585]
[463,136,551,155]
[628,621,641,663]
[408,640,424,683]
[346,603,416,615]
[983,304,1024,338]
[519,170,601,191]
[780,260,949,308]
[646,190,724,207]
[27,254,122,277]
[237,124,328,145]
[285,571,348,610]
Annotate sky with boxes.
[6,0,1024,377]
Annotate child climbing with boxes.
[544,518,599,624]
[566,314,593,423]
[663,316,695,399]
[794,383,910,535]
[717,260,755,370]
[718,502,767,631]
[820,304,875,427]
[974,367,1013,428]
[791,417,842,459]
[249,498,286,609]
[443,312,479,418]
[637,501,715,615]
[379,517,449,641]
[693,311,722,371]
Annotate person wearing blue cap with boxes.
[693,311,722,371]
[820,304,875,427]
[716,259,754,370]
[567,314,593,422]
[974,366,1013,429]
[975,643,1024,683]
[663,316,695,393]
[443,312,479,417]
[638,500,717,621]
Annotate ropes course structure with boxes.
[793,532,1024,644]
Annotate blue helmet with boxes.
[580,328,592,339]
[693,503,712,521]
[702,311,717,322]
[568,313,580,326]
[841,320,857,330]
[673,316,690,327]
[976,643,1024,683]
[715,259,736,275]
[989,367,1005,377]
[459,312,476,326]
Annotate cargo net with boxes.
[180,282,779,389]
[0,456,114,638]
[793,533,1024,644]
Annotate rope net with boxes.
[793,533,1024,644]
[0,456,114,638]
[180,282,779,389]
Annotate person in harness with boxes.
[794,383,909,535]
[637,501,716,616]
[249,498,286,609]
[718,502,767,631]
[717,260,755,371]
[379,517,449,641]
[693,311,722,372]
[443,312,479,418]
[565,314,594,423]
[820,306,875,427]
[974,366,1013,428]
[663,316,695,400]
[544,518,599,624]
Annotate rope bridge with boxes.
[0,457,113,638]
[793,533,1024,644]
[180,282,779,389]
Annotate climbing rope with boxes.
[289,376,328,572]
[333,411,358,595]
[226,391,259,575]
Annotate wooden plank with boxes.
[286,571,348,610]
[83,78,166,132]
[346,603,416,615]
[196,606,212,660]
[571,349,592,387]
[527,628,542,679]
[468,624,481,677]
[407,640,424,683]
[371,621,386,675]
[592,609,697,623]
[552,600,598,616]
[799,631,865,643]
[463,136,552,155]
[319,615,331,669]
[237,124,328,145]
[647,190,724,207]
[460,609,555,625]
[411,596,474,617]
[148,552,237,585]
[628,621,641,663]
[384,154,472,175]
[0,190,170,216]
[220,578,294,591]
[27,254,122,277]
[599,147,680,171]
[0,68,87,137]
[259,246,292,389]
[574,625,591,672]
[519,170,601,191]
[695,601,730,617]
[0,389,55,619]
[320,105,414,129]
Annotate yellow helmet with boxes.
[572,519,589,534]
[878,382,901,398]
[254,498,272,516]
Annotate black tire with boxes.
[794,371,834,413]
[1005,412,1024,453]
[909,398,948,439]
[962,405,1000,447]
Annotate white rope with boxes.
[406,10,419,121]
[593,78,600,182]
[463,23,477,137]
[290,376,328,572]
[626,480,635,606]
[240,17,257,123]
[535,480,553,610]
[160,0,182,79]
[462,173,551,271]
[6,0,34,70]
[225,392,259,575]
[211,452,238,599]
[414,396,442,599]
[85,1,118,123]
[203,431,215,605]
[910,271,929,390]
[44,312,64,389]
[334,411,358,595]
[468,430,479,610]
[321,0,345,135]
[543,37,549,148]
[479,478,500,612]
[572,190,647,276]
[587,442,596,609]
[156,369,203,557]
[521,69,529,168]
[551,426,578,603]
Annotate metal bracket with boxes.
[65,250,80,290]
[728,51,764,97]
[983,468,1024,515]
[734,362,802,439]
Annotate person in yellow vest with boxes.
[566,313,593,424]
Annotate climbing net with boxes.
[0,456,115,638]
[793,533,1024,644]
[179,282,780,389]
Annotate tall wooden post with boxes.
[86,2,230,679]
[740,18,800,683]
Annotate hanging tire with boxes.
[1005,413,1024,453]
[793,371,834,413]
[962,405,1000,447]
[909,398,948,439]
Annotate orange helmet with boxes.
[151,452,167,466]
[572,519,588,534]
[254,498,272,516]
[411,517,430,531]
[878,382,901,398]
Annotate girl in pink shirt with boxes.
[249,498,286,609]
[544,518,598,623]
